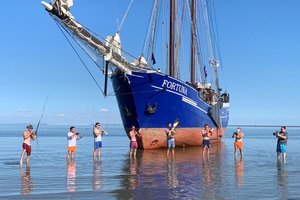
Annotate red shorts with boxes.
[130,141,138,149]
[22,143,31,156]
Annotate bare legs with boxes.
[277,152,286,162]
[20,150,30,165]
[234,147,243,160]
[202,147,209,159]
[167,148,175,158]
[66,151,75,163]
[93,149,101,160]
[130,149,137,159]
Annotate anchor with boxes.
[124,106,132,117]
[146,103,157,114]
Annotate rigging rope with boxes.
[52,17,105,95]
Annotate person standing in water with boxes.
[232,127,244,159]
[276,126,288,161]
[93,122,106,160]
[129,125,141,158]
[20,125,36,165]
[202,124,213,158]
[66,126,83,162]
[166,122,176,158]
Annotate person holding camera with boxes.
[275,126,288,161]
[66,126,83,162]
[232,127,244,159]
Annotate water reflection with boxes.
[167,158,178,188]
[116,143,225,199]
[276,160,288,199]
[128,158,138,189]
[202,159,212,188]
[20,165,32,195]
[67,161,76,192]
[93,160,102,191]
[234,158,244,188]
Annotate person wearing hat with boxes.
[20,124,36,165]
[93,122,106,160]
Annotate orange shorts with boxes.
[234,141,243,150]
[68,146,76,152]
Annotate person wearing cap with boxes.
[232,127,244,159]
[20,125,36,165]
[93,122,106,160]
[276,126,288,161]
[67,126,83,162]
[129,125,141,158]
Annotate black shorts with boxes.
[203,140,210,148]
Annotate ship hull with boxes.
[111,71,229,149]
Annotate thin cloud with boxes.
[57,113,66,117]
[19,109,29,113]
[99,108,109,112]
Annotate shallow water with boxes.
[0,125,300,199]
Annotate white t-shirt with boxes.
[67,132,77,147]
[94,127,103,142]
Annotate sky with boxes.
[1,0,300,126]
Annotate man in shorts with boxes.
[20,125,36,165]
[232,127,244,159]
[129,126,141,158]
[276,126,288,161]
[166,122,175,158]
[202,124,213,158]
[67,126,83,162]
[93,122,106,160]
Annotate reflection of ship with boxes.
[20,165,32,195]
[67,162,76,192]
[41,0,230,149]
[115,144,225,199]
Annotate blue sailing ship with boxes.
[42,0,229,149]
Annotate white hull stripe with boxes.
[165,89,207,113]
[182,97,197,106]
[151,85,163,90]
[221,115,229,119]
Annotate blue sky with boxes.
[1,0,300,126]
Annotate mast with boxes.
[190,0,196,84]
[169,0,175,77]
[147,0,159,67]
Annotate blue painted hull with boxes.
[111,71,229,149]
